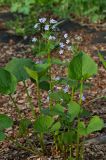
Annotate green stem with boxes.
[76,79,83,160]
[39,133,45,153]
[80,141,84,160]
[23,81,36,118]
[47,44,53,110]
[71,87,74,101]
[8,136,38,155]
[9,94,21,119]
[36,80,41,112]
[15,140,37,155]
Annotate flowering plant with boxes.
[0,18,104,160]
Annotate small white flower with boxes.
[32,37,37,42]
[39,17,46,23]
[59,49,64,55]
[47,96,49,102]
[67,46,72,51]
[50,19,57,24]
[66,39,70,44]
[44,24,49,31]
[34,23,39,29]
[63,86,69,93]
[49,35,56,40]
[60,42,65,48]
[64,33,68,38]
[54,76,60,80]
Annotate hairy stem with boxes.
[76,79,83,160]
[36,80,41,112]
[48,45,53,110]
[9,94,21,119]
[23,81,36,118]
[39,133,45,153]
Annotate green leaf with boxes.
[34,63,50,78]
[0,131,6,141]
[19,119,31,136]
[34,115,54,133]
[98,53,106,69]
[80,109,91,118]
[0,114,13,130]
[25,67,38,82]
[68,101,80,121]
[50,122,61,132]
[0,68,17,95]
[52,104,64,116]
[79,121,87,136]
[68,52,98,80]
[60,131,77,144]
[87,116,104,134]
[50,90,70,103]
[5,58,35,82]
[39,81,50,91]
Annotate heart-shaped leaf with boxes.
[68,52,98,80]
[87,116,104,134]
[0,68,17,95]
[5,58,35,82]
[0,114,13,130]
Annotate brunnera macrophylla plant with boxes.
[0,18,104,160]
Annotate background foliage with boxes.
[0,0,106,35]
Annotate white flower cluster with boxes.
[32,18,58,42]
[59,33,72,55]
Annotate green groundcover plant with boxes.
[0,18,104,160]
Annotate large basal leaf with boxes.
[0,114,13,130]
[0,68,17,95]
[5,58,35,82]
[34,115,54,133]
[68,101,80,121]
[68,52,98,80]
[0,131,6,141]
[87,116,104,134]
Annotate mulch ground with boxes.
[0,8,106,160]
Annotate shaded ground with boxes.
[0,9,106,160]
